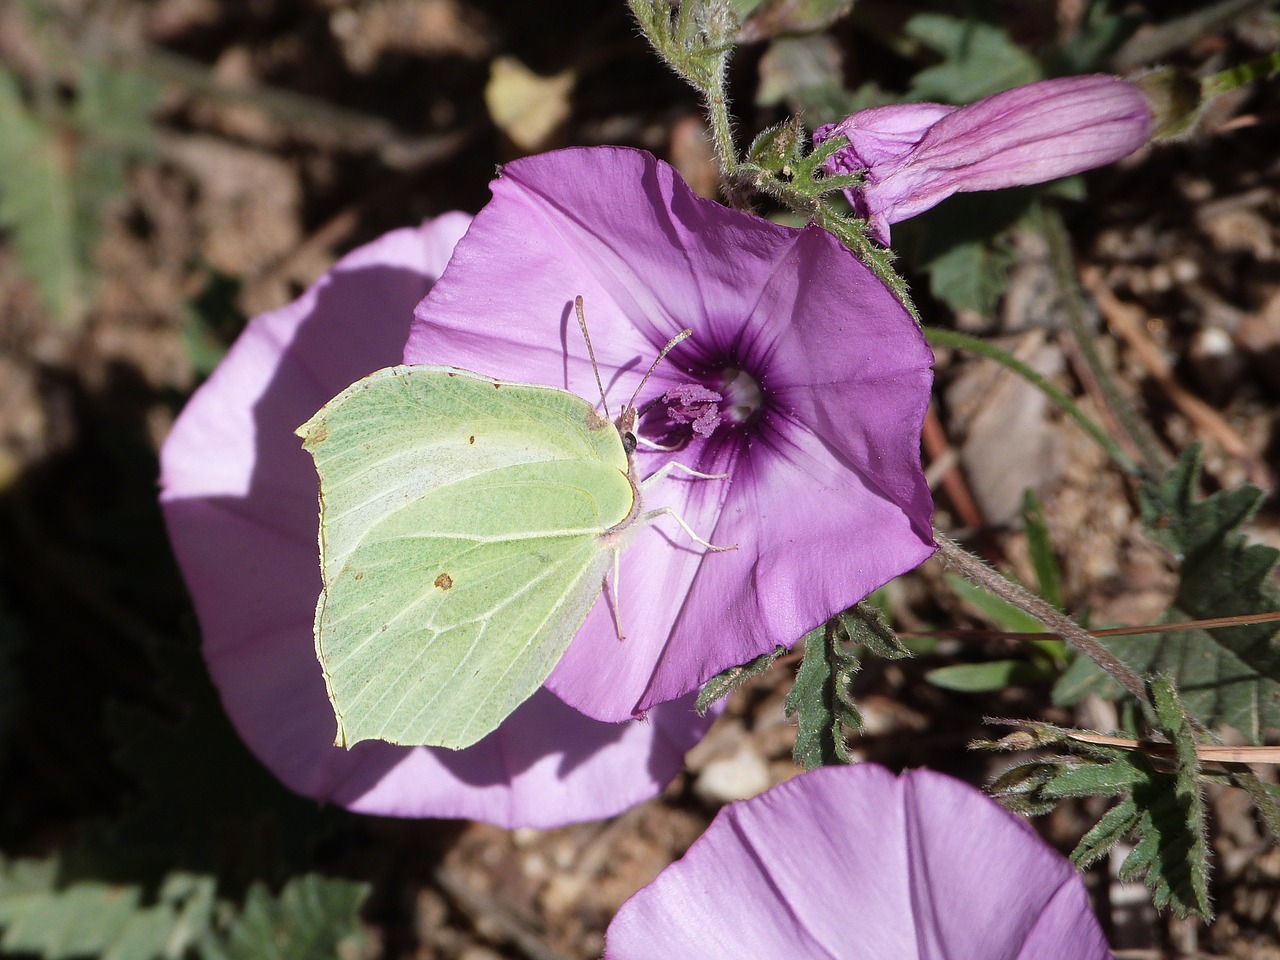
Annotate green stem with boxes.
[704,67,738,177]
[923,326,1140,477]
[703,59,755,210]
[1036,203,1168,475]
[1201,49,1280,99]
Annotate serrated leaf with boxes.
[983,683,1212,918]
[783,602,909,768]
[1040,755,1148,798]
[698,645,786,713]
[840,600,910,661]
[904,14,1043,102]
[1143,677,1211,916]
[202,875,368,960]
[785,621,860,768]
[1072,796,1141,867]
[1074,446,1280,742]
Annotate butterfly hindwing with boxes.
[300,364,634,750]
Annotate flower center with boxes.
[717,367,762,424]
[656,367,762,446]
[663,383,723,438]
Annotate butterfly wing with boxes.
[300,365,634,750]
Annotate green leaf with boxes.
[945,574,1046,635]
[1062,446,1280,742]
[202,875,368,960]
[923,236,1017,315]
[1053,2,1139,73]
[698,645,786,713]
[299,365,643,750]
[0,68,85,325]
[1073,794,1141,866]
[180,269,247,379]
[925,659,1048,693]
[0,857,215,960]
[843,600,911,661]
[904,14,1043,103]
[985,680,1213,919]
[785,621,859,768]
[1039,753,1148,797]
[893,191,1044,316]
[628,0,737,91]
[0,61,158,328]
[70,62,161,270]
[756,35,842,109]
[1141,677,1211,916]
[1021,489,1064,611]
[785,603,908,768]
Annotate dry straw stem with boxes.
[1065,730,1280,767]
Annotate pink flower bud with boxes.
[815,75,1153,244]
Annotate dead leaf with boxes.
[484,56,575,152]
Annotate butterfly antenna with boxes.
[575,295,612,420]
[626,328,692,413]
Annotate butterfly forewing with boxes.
[299,364,635,750]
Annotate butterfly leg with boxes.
[641,459,729,487]
[641,505,736,552]
[605,547,627,642]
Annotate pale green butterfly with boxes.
[298,297,722,751]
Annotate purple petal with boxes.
[820,75,1152,243]
[159,215,715,827]
[605,765,1112,960]
[815,101,956,173]
[406,146,934,722]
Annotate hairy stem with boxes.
[934,532,1151,706]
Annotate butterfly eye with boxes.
[622,432,638,456]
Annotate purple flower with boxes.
[605,764,1112,959]
[815,74,1153,244]
[158,215,717,828]
[406,146,935,724]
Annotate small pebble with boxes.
[692,746,771,805]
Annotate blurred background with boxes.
[1,0,1279,956]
